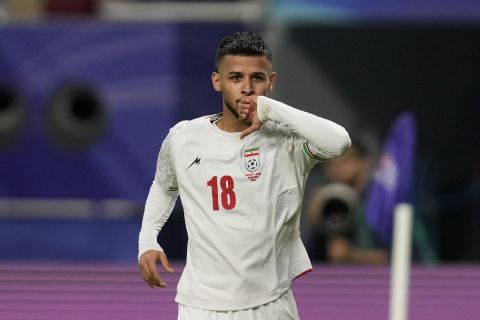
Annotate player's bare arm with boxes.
[139,250,174,288]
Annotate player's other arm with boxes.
[138,182,177,288]
[138,130,179,288]
[241,96,351,159]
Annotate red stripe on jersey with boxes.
[305,143,324,161]
[245,152,259,157]
[292,268,314,282]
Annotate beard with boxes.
[224,98,240,118]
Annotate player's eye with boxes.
[230,75,241,81]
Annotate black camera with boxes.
[307,183,360,238]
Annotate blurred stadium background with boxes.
[0,0,479,319]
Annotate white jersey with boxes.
[139,96,351,311]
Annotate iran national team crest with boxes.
[244,147,260,172]
[243,147,262,182]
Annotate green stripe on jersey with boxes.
[302,142,324,161]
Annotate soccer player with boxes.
[138,31,351,319]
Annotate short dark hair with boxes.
[215,31,272,70]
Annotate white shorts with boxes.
[178,289,300,320]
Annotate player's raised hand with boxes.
[239,95,263,139]
[138,250,174,288]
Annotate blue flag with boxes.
[364,112,416,248]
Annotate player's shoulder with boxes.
[169,114,218,137]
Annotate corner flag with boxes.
[364,112,416,248]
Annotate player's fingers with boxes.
[138,258,150,280]
[139,259,160,287]
[240,96,251,104]
[138,254,163,288]
[242,95,257,108]
[238,103,248,112]
[146,256,166,287]
[238,101,250,111]
[159,251,174,273]
[239,108,249,120]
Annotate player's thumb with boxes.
[240,127,253,139]
[240,123,260,139]
[159,252,174,273]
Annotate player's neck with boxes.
[216,109,248,133]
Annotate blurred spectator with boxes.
[46,0,97,16]
[4,0,44,19]
[305,136,388,264]
[326,137,373,194]
[0,1,6,21]
[3,0,97,19]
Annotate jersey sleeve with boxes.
[257,96,351,174]
[154,126,180,191]
[138,129,179,259]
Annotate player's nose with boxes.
[241,80,254,96]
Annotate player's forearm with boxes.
[138,181,178,259]
[257,96,351,159]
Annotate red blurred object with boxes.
[46,0,97,15]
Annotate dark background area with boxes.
[290,24,480,261]
[0,16,478,262]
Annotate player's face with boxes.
[212,55,276,117]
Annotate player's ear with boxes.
[211,72,221,92]
[268,72,277,91]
